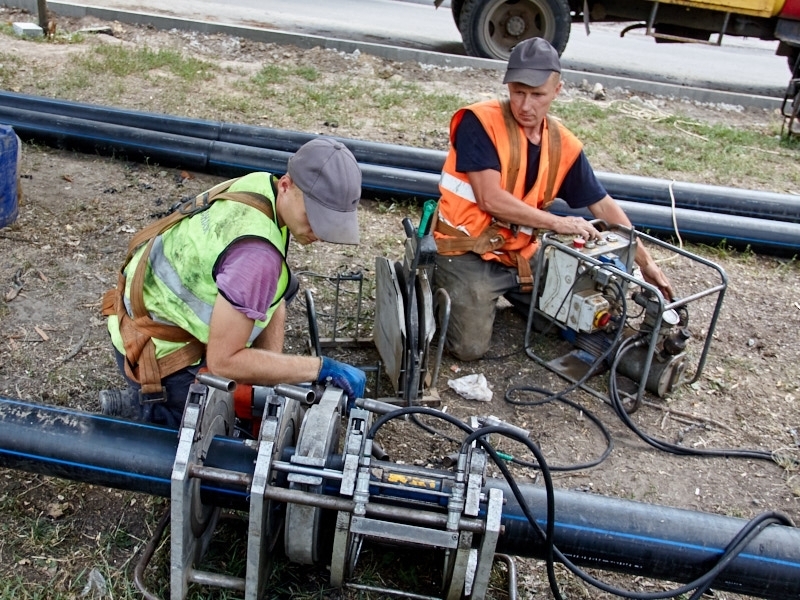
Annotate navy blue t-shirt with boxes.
[454,110,606,209]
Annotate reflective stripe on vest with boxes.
[109,172,288,358]
[438,171,535,237]
[435,100,583,265]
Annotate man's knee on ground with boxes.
[447,336,491,362]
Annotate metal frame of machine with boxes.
[307,212,451,406]
[161,375,511,600]
[523,222,728,410]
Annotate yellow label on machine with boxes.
[386,472,440,490]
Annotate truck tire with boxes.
[458,0,571,61]
[789,46,800,74]
[451,0,464,27]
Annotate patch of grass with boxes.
[0,51,21,88]
[690,239,757,262]
[554,96,800,191]
[252,63,292,86]
[77,44,215,82]
[207,93,261,117]
[294,65,319,81]
[289,81,371,128]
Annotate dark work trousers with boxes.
[113,348,204,428]
[433,252,537,361]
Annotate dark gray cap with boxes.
[287,137,362,245]
[503,37,561,88]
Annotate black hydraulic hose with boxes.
[472,427,796,600]
[3,91,799,223]
[1,396,799,599]
[490,475,800,600]
[607,336,788,465]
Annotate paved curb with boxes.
[10,0,784,110]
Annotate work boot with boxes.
[99,387,140,420]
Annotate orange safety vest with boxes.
[434,99,583,287]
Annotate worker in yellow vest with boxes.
[101,138,366,426]
[433,38,674,361]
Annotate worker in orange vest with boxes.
[433,38,674,361]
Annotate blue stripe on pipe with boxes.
[497,511,800,570]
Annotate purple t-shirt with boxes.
[214,238,284,321]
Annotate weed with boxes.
[0,51,20,88]
[294,65,319,81]
[252,63,291,87]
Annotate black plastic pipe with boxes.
[3,105,800,253]
[0,396,798,599]
[0,91,446,174]
[0,106,439,199]
[2,90,799,223]
[554,198,800,253]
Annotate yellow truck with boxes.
[439,0,800,67]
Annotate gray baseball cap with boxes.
[287,137,362,245]
[503,37,561,88]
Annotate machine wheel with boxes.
[190,388,234,538]
[458,0,571,61]
[284,391,342,564]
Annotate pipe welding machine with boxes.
[371,211,726,411]
[2,215,797,600]
[126,213,785,600]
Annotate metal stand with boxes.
[170,381,243,599]
[307,213,450,406]
[524,224,727,409]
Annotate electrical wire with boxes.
[464,421,797,600]
[608,335,788,464]
[501,278,629,471]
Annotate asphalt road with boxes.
[9,0,792,107]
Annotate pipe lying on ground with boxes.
[0,396,799,600]
[2,90,799,224]
[0,91,446,174]
[3,105,800,254]
[0,106,440,199]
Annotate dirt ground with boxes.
[0,6,799,600]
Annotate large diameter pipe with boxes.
[2,90,799,224]
[0,91,445,174]
[3,106,800,253]
[553,198,800,253]
[0,396,798,599]
[0,106,440,198]
[491,477,800,600]
[0,106,212,172]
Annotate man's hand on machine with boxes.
[554,216,600,241]
[317,356,366,402]
[639,261,675,302]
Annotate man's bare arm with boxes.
[468,168,600,240]
[206,294,320,385]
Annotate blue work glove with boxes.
[318,356,366,404]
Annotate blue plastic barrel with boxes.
[0,124,21,229]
